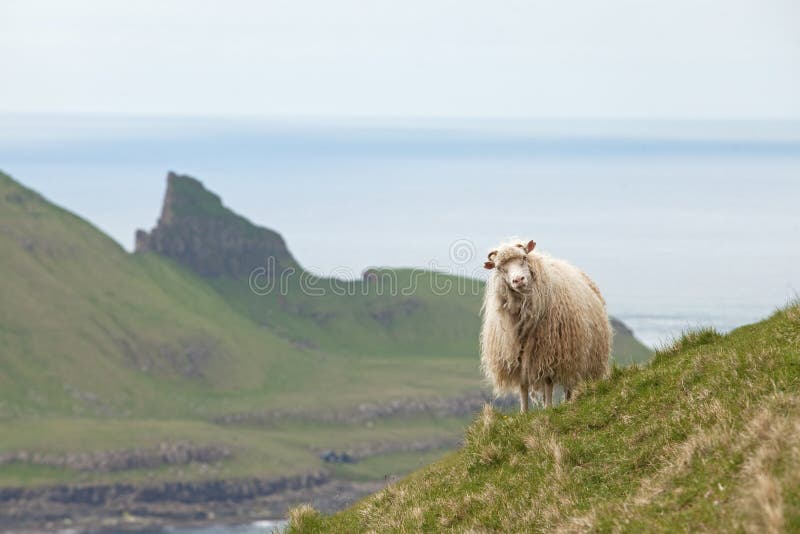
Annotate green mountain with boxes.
[133,172,650,364]
[0,171,307,418]
[289,304,800,533]
[0,169,651,528]
[0,171,494,418]
[135,172,299,278]
[133,172,485,361]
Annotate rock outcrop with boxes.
[0,472,368,532]
[135,172,298,278]
[610,317,634,337]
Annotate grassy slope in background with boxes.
[290,303,800,533]
[0,172,486,418]
[0,170,650,489]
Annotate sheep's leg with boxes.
[544,379,553,408]
[565,388,573,402]
[519,383,529,413]
[533,388,544,407]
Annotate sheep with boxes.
[480,239,611,411]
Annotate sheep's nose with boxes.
[513,276,526,286]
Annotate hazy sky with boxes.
[1,0,798,118]
[4,115,800,345]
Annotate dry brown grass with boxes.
[736,395,800,533]
[580,391,800,533]
[786,305,800,323]
[553,511,596,534]
[288,504,322,531]
[480,403,497,428]
[747,474,784,534]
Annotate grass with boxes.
[328,448,454,483]
[0,172,489,419]
[0,170,652,492]
[609,329,653,366]
[0,463,77,487]
[0,415,473,488]
[288,302,800,532]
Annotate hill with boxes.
[0,170,492,418]
[0,170,651,529]
[289,303,800,533]
[135,172,299,278]
[0,171,321,418]
[134,172,651,364]
[134,172,496,361]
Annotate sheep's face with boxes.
[500,256,532,292]
[485,240,536,293]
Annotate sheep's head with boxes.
[484,240,536,292]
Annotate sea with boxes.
[79,521,287,534]
[1,114,799,349]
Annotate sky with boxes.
[1,1,799,344]
[1,0,799,119]
[2,117,799,339]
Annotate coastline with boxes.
[0,474,385,533]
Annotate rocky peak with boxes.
[610,317,634,337]
[135,172,298,278]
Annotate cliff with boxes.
[135,172,298,278]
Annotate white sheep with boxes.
[480,240,611,411]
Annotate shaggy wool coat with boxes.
[480,244,611,395]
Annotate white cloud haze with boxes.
[0,0,798,118]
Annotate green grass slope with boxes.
[0,172,483,418]
[0,171,313,418]
[0,169,651,494]
[290,303,800,533]
[608,322,652,367]
[0,170,482,487]
[209,269,483,359]
[138,173,651,365]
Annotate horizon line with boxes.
[2,110,800,123]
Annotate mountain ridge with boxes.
[135,171,298,278]
[0,169,652,530]
[0,168,651,418]
[132,171,651,363]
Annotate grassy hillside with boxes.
[0,171,308,417]
[208,269,482,359]
[138,173,650,364]
[0,170,648,417]
[0,171,484,490]
[0,169,651,498]
[0,172,484,418]
[289,303,800,532]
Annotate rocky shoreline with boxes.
[0,473,384,533]
[0,394,514,533]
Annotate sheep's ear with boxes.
[525,240,536,253]
[484,261,495,270]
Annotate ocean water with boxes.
[84,520,287,534]
[1,115,799,347]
